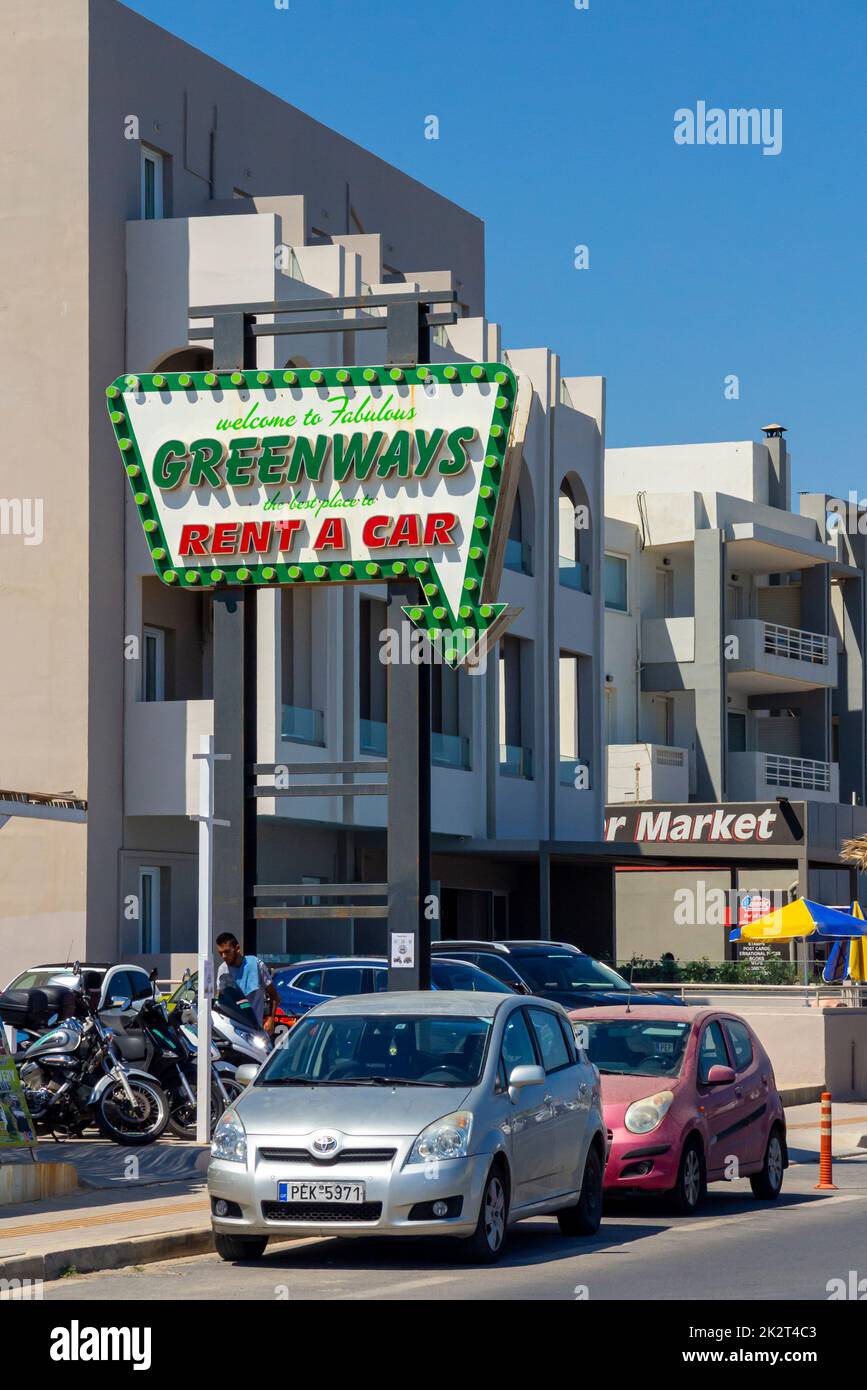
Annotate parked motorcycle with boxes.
[168,971,272,1071]
[0,971,169,1144]
[104,972,245,1139]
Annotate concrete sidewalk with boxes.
[783,1099,867,1161]
[3,1099,867,1288]
[0,1137,216,1285]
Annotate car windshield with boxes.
[256,1013,492,1088]
[513,953,630,997]
[431,961,512,994]
[7,969,79,992]
[574,1019,691,1077]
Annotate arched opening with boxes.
[558,473,592,594]
[147,345,213,373]
[504,463,534,575]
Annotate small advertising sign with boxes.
[390,933,415,969]
[0,1029,36,1150]
[108,362,530,666]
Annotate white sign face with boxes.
[390,933,415,969]
[108,364,529,664]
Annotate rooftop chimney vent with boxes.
[761,423,787,437]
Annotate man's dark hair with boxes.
[215,932,240,947]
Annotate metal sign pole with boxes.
[386,302,432,990]
[192,735,230,1144]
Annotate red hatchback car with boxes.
[568,1005,787,1214]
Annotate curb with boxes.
[0,1225,215,1285]
[780,1084,826,1108]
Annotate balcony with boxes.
[359,718,387,758]
[559,756,592,790]
[726,620,837,694]
[500,744,534,779]
[728,751,840,804]
[359,719,471,771]
[558,556,591,594]
[504,538,533,576]
[607,744,691,803]
[281,704,325,746]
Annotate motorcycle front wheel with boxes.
[97,1078,169,1145]
[168,1077,245,1140]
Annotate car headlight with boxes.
[211,1110,247,1163]
[405,1111,473,1165]
[624,1090,674,1135]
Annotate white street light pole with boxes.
[191,734,230,1146]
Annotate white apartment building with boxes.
[0,0,607,983]
[602,430,867,961]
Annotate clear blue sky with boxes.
[125,0,866,501]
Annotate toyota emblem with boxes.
[311,1132,339,1155]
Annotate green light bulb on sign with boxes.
[204,372,217,387]
[210,569,224,582]
[262,567,276,580]
[257,373,271,387]
[283,371,297,386]
[185,571,200,584]
[366,562,380,577]
[237,568,251,582]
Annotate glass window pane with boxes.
[604,554,628,612]
[528,1007,571,1072]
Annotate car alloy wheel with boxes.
[767,1134,783,1190]
[484,1173,506,1252]
[682,1147,701,1207]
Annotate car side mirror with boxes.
[706,1064,736,1085]
[508,1063,545,1101]
[234,1063,259,1087]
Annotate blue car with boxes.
[271,955,512,1032]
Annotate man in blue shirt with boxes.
[214,933,279,1033]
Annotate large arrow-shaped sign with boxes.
[107,361,530,666]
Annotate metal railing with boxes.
[500,744,534,779]
[558,555,591,594]
[764,752,832,792]
[281,704,325,746]
[763,621,829,665]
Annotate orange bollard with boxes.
[814,1091,838,1190]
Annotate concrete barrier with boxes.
[0,1161,78,1207]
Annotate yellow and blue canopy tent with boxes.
[822,902,867,984]
[729,898,867,989]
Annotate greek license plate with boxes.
[278,1181,365,1203]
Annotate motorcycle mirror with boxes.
[72,960,81,976]
[149,967,159,983]
[182,968,191,984]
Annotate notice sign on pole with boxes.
[107,363,529,666]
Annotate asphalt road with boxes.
[45,1153,867,1302]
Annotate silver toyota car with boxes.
[208,991,606,1263]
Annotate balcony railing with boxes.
[763,622,829,665]
[558,555,591,594]
[504,538,533,575]
[559,756,591,789]
[500,744,534,779]
[358,720,470,770]
[764,753,832,793]
[359,717,387,757]
[281,704,325,746]
[432,731,471,770]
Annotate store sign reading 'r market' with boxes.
[604,802,804,846]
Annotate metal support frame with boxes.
[200,291,452,983]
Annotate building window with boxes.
[142,626,166,702]
[138,867,161,953]
[728,711,747,754]
[604,553,628,612]
[280,590,324,744]
[656,566,674,618]
[499,635,533,778]
[604,686,617,744]
[359,597,388,755]
[141,146,164,220]
[655,696,675,747]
